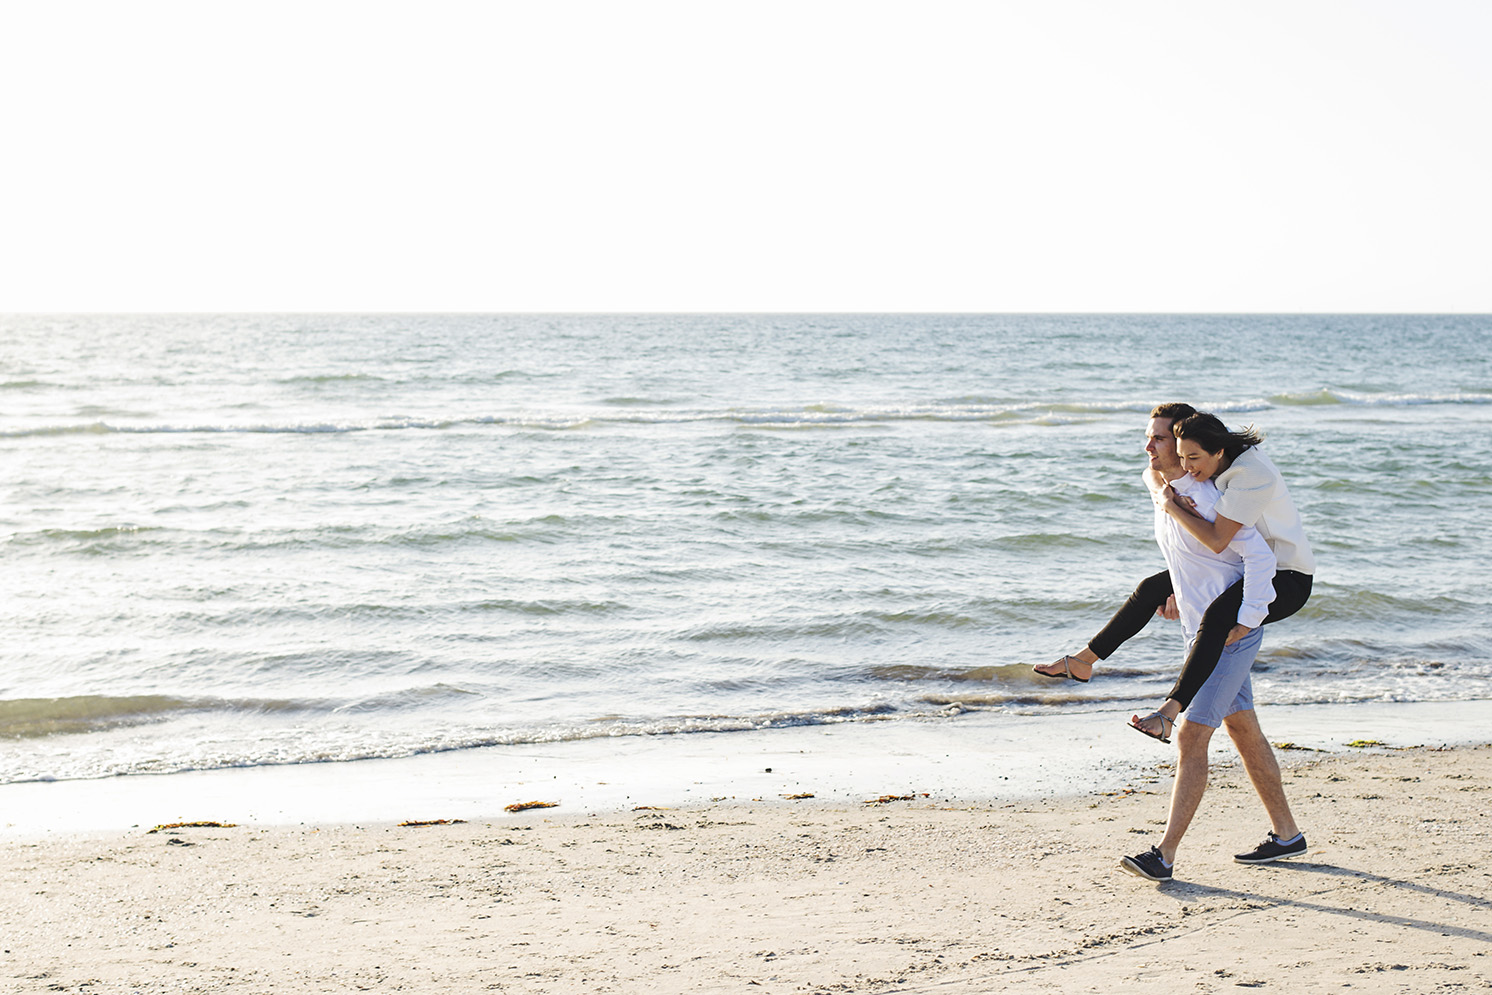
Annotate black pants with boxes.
[1087,568,1313,711]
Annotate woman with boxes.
[1039,410,1315,737]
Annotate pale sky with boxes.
[2,1,1488,312]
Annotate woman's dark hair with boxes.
[1172,412,1263,460]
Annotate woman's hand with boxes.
[1223,624,1253,647]
[1154,595,1179,621]
[1162,484,1200,518]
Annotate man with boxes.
[1046,404,1309,880]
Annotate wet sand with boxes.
[5,699,1490,837]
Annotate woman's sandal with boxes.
[1034,655,1091,684]
[1131,711,1174,744]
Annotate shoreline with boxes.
[3,739,1488,993]
[3,697,1489,838]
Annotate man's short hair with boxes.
[1150,402,1197,423]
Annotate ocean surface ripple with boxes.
[1,313,1488,782]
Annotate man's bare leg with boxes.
[1221,708,1301,841]
[1157,719,1215,864]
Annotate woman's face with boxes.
[1176,437,1226,481]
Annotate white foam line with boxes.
[5,392,1487,439]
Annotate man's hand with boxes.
[1154,595,1179,621]
[1223,624,1253,647]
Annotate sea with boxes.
[2,313,1489,786]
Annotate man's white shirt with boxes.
[1154,472,1277,638]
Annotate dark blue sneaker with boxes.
[1120,845,1173,881]
[1234,831,1308,864]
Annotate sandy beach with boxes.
[3,719,1489,994]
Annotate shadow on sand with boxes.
[1159,858,1492,944]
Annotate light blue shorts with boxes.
[1182,625,1262,729]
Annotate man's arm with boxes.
[1229,526,1277,631]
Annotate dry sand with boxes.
[3,743,1489,994]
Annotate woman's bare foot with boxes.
[1129,712,1173,741]
[1129,700,1181,741]
[1033,652,1095,682]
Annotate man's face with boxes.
[1145,417,1180,474]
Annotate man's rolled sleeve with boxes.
[1231,528,1277,628]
